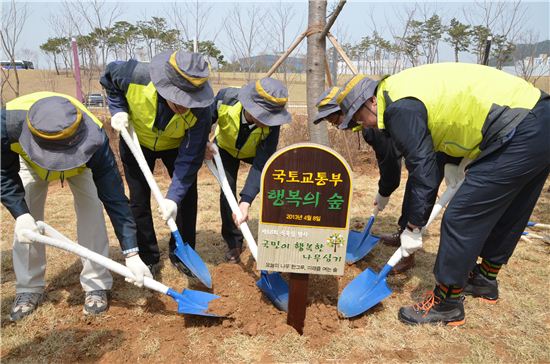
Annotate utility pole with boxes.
[306,0,329,146]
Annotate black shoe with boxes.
[398,291,465,326]
[380,227,403,247]
[146,262,162,280]
[169,252,194,278]
[464,265,499,303]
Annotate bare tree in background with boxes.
[267,1,298,85]
[514,31,548,84]
[1,0,28,100]
[464,0,526,64]
[223,4,266,81]
[388,5,419,71]
[170,0,214,43]
[48,12,76,75]
[64,0,121,67]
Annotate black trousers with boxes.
[435,96,550,287]
[218,148,254,250]
[119,138,198,265]
[397,153,457,228]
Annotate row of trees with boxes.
[40,17,225,76]
[336,15,515,77]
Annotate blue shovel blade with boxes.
[167,288,223,317]
[256,271,289,312]
[346,230,366,263]
[172,230,212,288]
[346,215,380,264]
[338,265,393,318]
[346,234,381,264]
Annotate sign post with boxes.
[258,143,352,334]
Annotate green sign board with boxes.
[257,143,352,275]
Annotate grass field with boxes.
[1,70,549,362]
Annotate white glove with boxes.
[444,158,470,189]
[400,227,423,258]
[125,254,152,288]
[444,164,463,189]
[233,202,250,227]
[204,141,217,161]
[14,213,40,244]
[374,192,390,211]
[159,198,177,221]
[111,112,129,132]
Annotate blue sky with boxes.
[6,1,550,67]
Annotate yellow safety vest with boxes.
[215,101,270,159]
[126,82,197,151]
[377,63,540,159]
[7,92,103,182]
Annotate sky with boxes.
[3,0,550,68]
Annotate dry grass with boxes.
[1,164,549,362]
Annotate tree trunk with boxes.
[53,54,60,75]
[306,0,329,146]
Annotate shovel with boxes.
[24,222,222,317]
[345,207,380,264]
[119,127,212,288]
[338,184,460,318]
[526,221,550,230]
[205,144,289,312]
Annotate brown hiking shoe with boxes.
[380,227,403,247]
[225,245,243,264]
[390,253,415,274]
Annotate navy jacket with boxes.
[0,110,138,254]
[100,60,212,204]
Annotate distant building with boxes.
[236,54,306,73]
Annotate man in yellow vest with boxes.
[1,93,152,321]
[100,51,214,277]
[337,63,549,326]
[208,77,291,263]
[313,87,463,274]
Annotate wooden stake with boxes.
[327,32,358,75]
[266,31,308,78]
[287,273,309,335]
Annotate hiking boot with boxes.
[83,290,109,315]
[390,253,415,275]
[169,252,194,278]
[147,262,162,280]
[398,290,465,326]
[464,265,499,303]
[10,292,44,321]
[380,227,403,247]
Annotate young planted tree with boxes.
[445,18,472,62]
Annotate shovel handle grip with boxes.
[206,147,258,260]
[31,222,170,295]
[119,128,179,231]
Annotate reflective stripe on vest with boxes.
[377,63,540,159]
[215,102,270,159]
[7,92,102,181]
[126,82,197,151]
